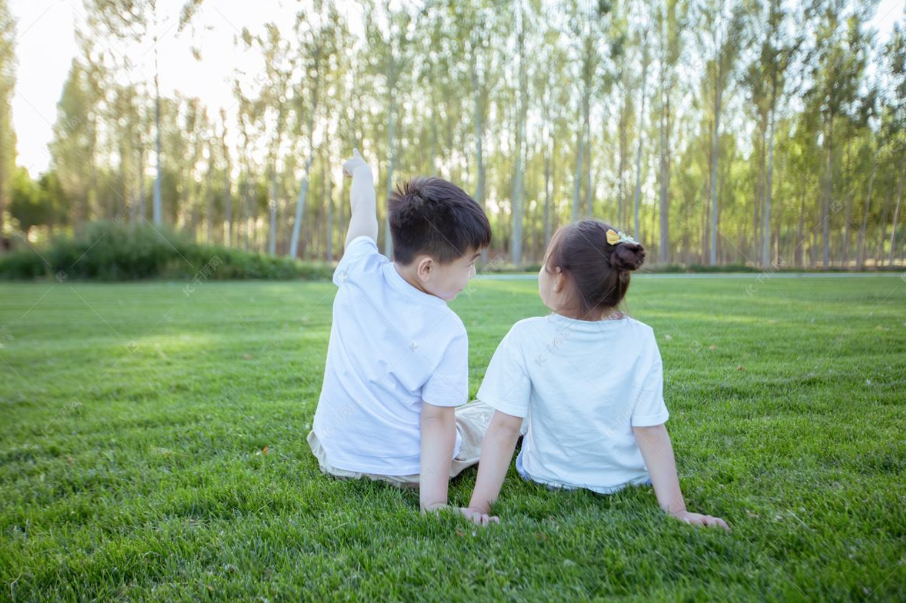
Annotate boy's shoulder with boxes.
[441,307,467,339]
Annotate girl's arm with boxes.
[466,410,524,516]
[633,424,729,530]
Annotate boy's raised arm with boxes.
[342,149,379,248]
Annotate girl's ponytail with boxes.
[609,241,646,272]
[544,219,646,316]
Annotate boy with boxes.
[307,149,495,523]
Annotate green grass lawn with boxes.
[1,275,905,602]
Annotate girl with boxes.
[466,219,728,529]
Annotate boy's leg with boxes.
[449,400,495,478]
[307,430,419,489]
[450,400,529,478]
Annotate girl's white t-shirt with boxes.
[477,313,669,494]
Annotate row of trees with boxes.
[2,0,906,268]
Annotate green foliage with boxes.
[0,221,333,281]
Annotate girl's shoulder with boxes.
[502,316,549,342]
[507,314,657,345]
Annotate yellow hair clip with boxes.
[606,229,638,246]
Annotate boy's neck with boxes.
[393,261,436,298]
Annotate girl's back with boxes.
[478,312,667,493]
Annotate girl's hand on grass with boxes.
[670,510,730,531]
[459,507,500,526]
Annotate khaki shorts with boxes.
[307,400,495,489]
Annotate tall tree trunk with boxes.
[633,42,649,240]
[543,99,552,248]
[326,158,334,262]
[889,161,905,266]
[268,159,278,256]
[617,84,629,228]
[137,148,146,222]
[842,138,853,267]
[572,103,585,221]
[658,60,670,264]
[289,154,313,259]
[708,79,723,266]
[822,118,833,268]
[511,13,527,266]
[877,190,891,267]
[795,191,806,267]
[470,48,487,261]
[584,119,593,218]
[224,168,232,248]
[385,94,396,259]
[222,123,232,248]
[430,91,438,177]
[857,151,877,270]
[205,152,213,244]
[153,35,163,226]
[762,100,776,267]
[240,171,249,251]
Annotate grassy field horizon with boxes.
[1,276,905,601]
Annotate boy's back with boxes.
[314,235,467,475]
[307,150,495,521]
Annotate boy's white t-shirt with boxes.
[477,313,669,493]
[312,236,467,476]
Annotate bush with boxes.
[0,221,334,281]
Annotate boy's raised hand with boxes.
[343,148,371,179]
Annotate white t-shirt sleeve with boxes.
[333,235,380,286]
[422,331,469,408]
[630,344,670,427]
[477,326,531,418]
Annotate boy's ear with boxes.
[416,256,433,283]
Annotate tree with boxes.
[568,0,604,221]
[241,23,292,255]
[744,0,804,267]
[365,0,414,258]
[633,16,652,240]
[0,0,15,249]
[884,10,906,265]
[510,0,529,266]
[655,0,687,263]
[50,49,103,227]
[288,0,341,259]
[696,0,746,265]
[807,0,871,268]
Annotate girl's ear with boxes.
[416,256,433,283]
[554,269,566,292]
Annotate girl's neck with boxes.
[554,306,623,322]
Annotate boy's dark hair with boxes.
[544,219,645,315]
[388,177,492,265]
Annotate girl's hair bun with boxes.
[609,242,646,272]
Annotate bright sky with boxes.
[9,0,906,176]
